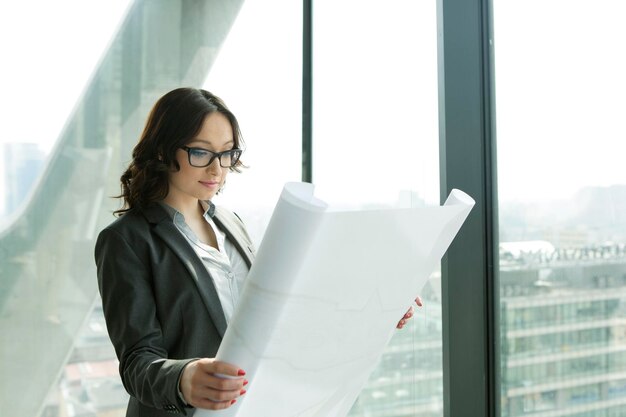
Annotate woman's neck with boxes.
[163,193,204,221]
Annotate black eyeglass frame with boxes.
[180,146,242,168]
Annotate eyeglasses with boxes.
[180,146,242,168]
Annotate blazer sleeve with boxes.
[95,226,194,414]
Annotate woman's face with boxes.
[168,112,234,203]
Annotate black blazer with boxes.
[95,203,255,416]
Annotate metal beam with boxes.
[437,0,499,415]
[302,0,313,183]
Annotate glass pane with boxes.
[205,0,302,243]
[494,1,626,416]
[313,1,440,416]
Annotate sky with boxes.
[1,0,625,218]
[0,1,131,152]
[492,0,626,202]
[206,0,440,214]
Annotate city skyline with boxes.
[0,142,45,221]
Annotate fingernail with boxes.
[231,399,237,405]
[238,369,246,376]
[243,379,249,386]
[240,389,247,395]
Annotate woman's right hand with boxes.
[179,358,248,410]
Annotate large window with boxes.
[494,1,626,416]
[313,1,440,416]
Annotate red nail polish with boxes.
[240,389,247,395]
[238,369,246,376]
[243,379,249,386]
[231,399,237,405]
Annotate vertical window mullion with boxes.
[302,0,313,183]
[437,0,498,416]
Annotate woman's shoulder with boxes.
[214,205,239,222]
[97,204,165,241]
[95,205,168,258]
[214,206,246,229]
[101,208,147,232]
[214,206,254,245]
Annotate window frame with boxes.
[302,0,499,416]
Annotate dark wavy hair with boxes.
[114,88,245,216]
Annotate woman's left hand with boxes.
[396,296,423,329]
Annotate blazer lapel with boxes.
[213,211,255,268]
[143,204,228,337]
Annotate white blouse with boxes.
[159,202,249,324]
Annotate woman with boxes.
[95,87,419,416]
[95,88,251,415]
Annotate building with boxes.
[3,142,45,216]
[501,243,626,417]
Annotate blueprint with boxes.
[197,182,474,417]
